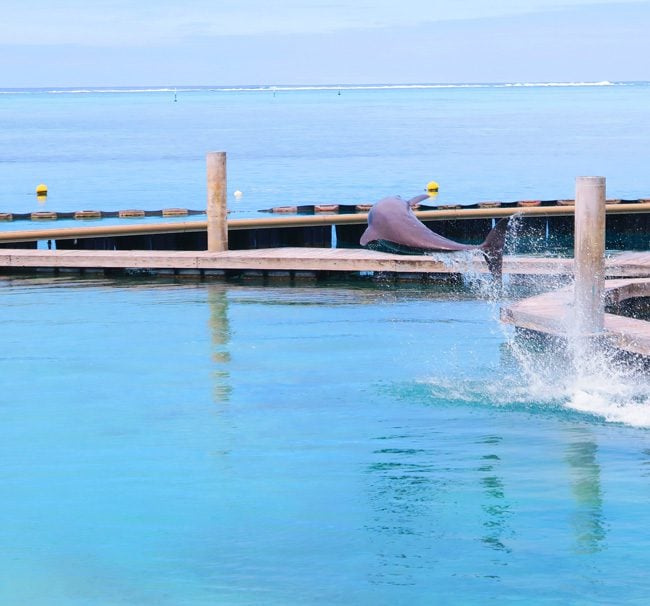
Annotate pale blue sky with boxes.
[1,0,649,86]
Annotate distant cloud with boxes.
[1,0,649,86]
[4,0,649,44]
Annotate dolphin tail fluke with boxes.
[480,218,510,279]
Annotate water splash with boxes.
[411,214,650,427]
[560,330,650,427]
[420,255,650,428]
[421,327,650,427]
[503,286,650,427]
[497,211,650,428]
[422,250,504,299]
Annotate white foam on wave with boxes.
[502,81,615,88]
[561,337,650,427]
[49,88,179,94]
[567,386,650,428]
[206,81,620,92]
[0,87,194,95]
[0,81,635,95]
[423,339,650,428]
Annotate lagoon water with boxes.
[2,84,650,604]
[2,82,650,217]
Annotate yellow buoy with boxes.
[426,181,439,196]
[233,190,243,201]
[36,183,48,195]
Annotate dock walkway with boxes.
[1,248,650,277]
[501,277,650,356]
[0,247,539,275]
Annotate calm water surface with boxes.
[2,276,650,604]
[1,83,650,221]
[3,82,650,604]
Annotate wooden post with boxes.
[574,176,606,335]
[207,152,227,252]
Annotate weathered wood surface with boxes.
[1,248,650,276]
[206,152,228,252]
[606,252,650,277]
[0,248,574,274]
[501,278,650,356]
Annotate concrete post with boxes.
[573,176,606,335]
[207,152,227,252]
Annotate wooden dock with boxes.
[0,247,649,278]
[0,247,531,275]
[501,277,650,356]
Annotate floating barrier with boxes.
[2,200,650,255]
[31,211,57,220]
[74,210,102,219]
[259,198,650,214]
[2,199,650,222]
[314,204,339,213]
[1,196,650,259]
[118,209,146,218]
[162,208,190,217]
[0,208,206,222]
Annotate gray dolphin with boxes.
[360,194,510,278]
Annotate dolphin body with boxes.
[360,195,510,278]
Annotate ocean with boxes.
[2,83,650,604]
[1,81,650,219]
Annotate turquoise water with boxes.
[3,84,650,603]
[2,276,650,604]
[2,83,650,221]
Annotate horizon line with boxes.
[1,80,647,93]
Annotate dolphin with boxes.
[360,194,510,278]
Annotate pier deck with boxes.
[1,248,650,277]
[501,278,650,356]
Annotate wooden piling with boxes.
[207,152,228,252]
[574,176,606,335]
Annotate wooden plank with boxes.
[502,277,650,356]
[1,249,650,278]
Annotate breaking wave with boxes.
[0,81,637,95]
